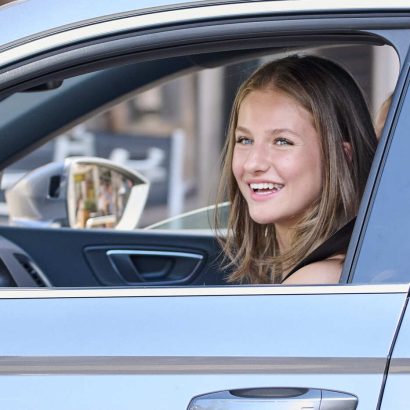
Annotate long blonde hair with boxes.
[216,55,377,284]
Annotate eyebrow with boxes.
[235,126,251,134]
[235,125,301,137]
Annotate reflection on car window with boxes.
[146,202,229,230]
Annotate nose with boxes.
[243,143,270,174]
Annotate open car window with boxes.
[0,44,399,231]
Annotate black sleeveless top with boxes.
[280,218,356,283]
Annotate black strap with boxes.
[281,218,356,283]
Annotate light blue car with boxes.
[0,1,409,409]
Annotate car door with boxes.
[0,285,406,410]
[0,2,409,410]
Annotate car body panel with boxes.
[1,0,409,47]
[381,298,410,409]
[0,285,407,409]
[0,0,205,46]
[0,1,409,409]
[2,1,410,68]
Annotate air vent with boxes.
[14,254,51,287]
[0,258,17,287]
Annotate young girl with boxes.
[217,55,377,284]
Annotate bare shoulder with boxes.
[282,255,344,285]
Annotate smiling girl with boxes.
[217,55,377,284]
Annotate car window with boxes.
[0,44,399,232]
[146,202,230,230]
[352,67,410,283]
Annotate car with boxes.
[0,0,409,409]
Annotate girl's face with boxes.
[232,88,323,231]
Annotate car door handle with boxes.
[187,387,358,410]
[106,249,203,284]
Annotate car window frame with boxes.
[0,8,409,289]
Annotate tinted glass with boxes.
[354,72,410,283]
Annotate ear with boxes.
[342,141,352,162]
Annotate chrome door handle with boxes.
[106,249,203,283]
[187,387,357,410]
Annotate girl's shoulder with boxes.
[281,254,344,285]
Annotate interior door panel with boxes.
[86,247,206,285]
[0,226,226,287]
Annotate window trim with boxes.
[0,283,407,299]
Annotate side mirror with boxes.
[5,157,150,230]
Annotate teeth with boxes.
[250,183,283,191]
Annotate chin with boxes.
[248,212,276,225]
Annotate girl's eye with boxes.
[236,136,253,145]
[274,137,293,146]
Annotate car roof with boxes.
[1,0,410,48]
[0,0,207,46]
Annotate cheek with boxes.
[284,152,323,192]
